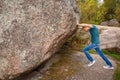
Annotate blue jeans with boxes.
[83,43,113,67]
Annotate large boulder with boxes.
[98,25,120,50]
[0,0,80,79]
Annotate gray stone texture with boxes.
[98,25,120,50]
[0,0,80,79]
[101,19,120,27]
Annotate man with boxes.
[77,22,114,69]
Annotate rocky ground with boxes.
[15,51,116,80]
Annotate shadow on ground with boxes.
[15,50,116,80]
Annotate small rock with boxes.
[108,19,120,26]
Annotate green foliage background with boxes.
[76,0,120,24]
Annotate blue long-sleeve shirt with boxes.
[89,25,100,44]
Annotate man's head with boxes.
[78,24,93,32]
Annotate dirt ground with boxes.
[16,51,116,80]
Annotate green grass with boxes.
[103,50,120,61]
[102,50,120,80]
[114,63,120,80]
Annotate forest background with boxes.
[76,0,120,25]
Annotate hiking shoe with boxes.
[103,65,114,70]
[88,60,95,67]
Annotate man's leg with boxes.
[94,46,113,67]
[83,44,96,62]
